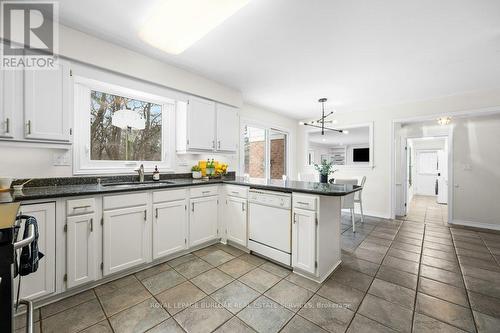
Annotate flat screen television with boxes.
[353,148,369,162]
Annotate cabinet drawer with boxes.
[67,198,95,216]
[104,192,148,210]
[293,194,317,211]
[153,188,187,203]
[190,186,219,198]
[225,185,248,198]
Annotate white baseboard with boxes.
[450,219,500,231]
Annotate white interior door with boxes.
[416,151,439,196]
[437,149,448,204]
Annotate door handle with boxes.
[26,120,31,135]
[5,118,9,134]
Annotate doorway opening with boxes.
[405,136,449,224]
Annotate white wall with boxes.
[297,88,500,218]
[452,114,500,229]
[0,24,295,179]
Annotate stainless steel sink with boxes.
[101,180,175,187]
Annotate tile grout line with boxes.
[343,219,405,332]
[449,228,480,333]
[410,219,426,332]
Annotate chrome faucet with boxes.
[136,164,144,182]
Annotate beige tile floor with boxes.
[15,202,500,333]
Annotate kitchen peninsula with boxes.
[1,174,360,306]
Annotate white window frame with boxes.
[73,76,176,175]
[239,118,290,180]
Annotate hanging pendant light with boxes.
[299,98,345,134]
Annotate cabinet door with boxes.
[189,196,218,247]
[0,69,15,138]
[15,203,56,300]
[292,208,316,274]
[187,98,215,151]
[66,213,96,288]
[153,200,188,259]
[225,197,247,246]
[216,104,238,152]
[103,206,149,276]
[24,61,70,141]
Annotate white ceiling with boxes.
[55,0,500,119]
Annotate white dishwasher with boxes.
[248,189,292,266]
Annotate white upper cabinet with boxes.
[0,70,16,138]
[24,61,71,141]
[177,97,238,153]
[216,104,239,152]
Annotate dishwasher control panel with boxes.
[248,189,291,209]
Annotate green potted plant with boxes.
[314,160,337,183]
[191,165,202,179]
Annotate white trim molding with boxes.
[73,75,177,175]
[450,219,500,232]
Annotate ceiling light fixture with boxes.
[300,98,345,135]
[437,117,452,125]
[139,0,250,55]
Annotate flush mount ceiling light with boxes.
[437,117,452,125]
[139,0,250,55]
[299,98,346,135]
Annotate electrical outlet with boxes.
[53,151,70,166]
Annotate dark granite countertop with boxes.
[0,176,360,203]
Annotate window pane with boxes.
[243,125,265,178]
[90,91,162,161]
[270,130,287,179]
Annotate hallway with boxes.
[406,195,448,225]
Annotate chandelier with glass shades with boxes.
[299,98,348,135]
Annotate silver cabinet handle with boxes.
[296,201,308,205]
[218,141,221,149]
[242,202,245,212]
[191,202,195,212]
[155,208,158,219]
[73,205,91,210]
[90,218,93,232]
[231,191,239,195]
[202,191,211,195]
[212,140,215,149]
[26,120,31,135]
[5,117,9,134]
[293,213,297,224]
[144,210,147,221]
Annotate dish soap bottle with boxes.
[152,165,160,181]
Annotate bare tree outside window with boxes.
[90,90,162,161]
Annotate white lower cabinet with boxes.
[66,213,96,288]
[292,208,317,274]
[103,205,150,276]
[153,200,188,259]
[189,196,219,247]
[16,202,56,300]
[225,196,247,246]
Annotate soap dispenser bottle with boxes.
[153,165,160,181]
